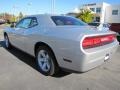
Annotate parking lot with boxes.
[0,26,120,90]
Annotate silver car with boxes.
[4,15,119,76]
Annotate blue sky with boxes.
[0,0,120,15]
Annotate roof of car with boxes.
[25,14,72,18]
[23,14,57,26]
[24,14,49,18]
[23,14,74,26]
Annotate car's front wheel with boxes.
[36,46,59,76]
[4,34,11,49]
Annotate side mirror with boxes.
[10,22,16,28]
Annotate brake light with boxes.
[82,34,116,49]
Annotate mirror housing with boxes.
[10,22,16,28]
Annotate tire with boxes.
[36,46,59,76]
[4,34,12,49]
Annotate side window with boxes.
[29,17,38,27]
[22,18,31,28]
[16,18,32,29]
[15,19,24,28]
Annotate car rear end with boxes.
[49,15,119,72]
[78,32,119,72]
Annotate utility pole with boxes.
[51,0,55,14]
[27,3,32,15]
[13,5,16,22]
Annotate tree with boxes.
[10,15,17,22]
[0,13,12,20]
[0,13,15,23]
[18,12,24,20]
[76,9,94,23]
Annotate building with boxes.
[75,2,120,24]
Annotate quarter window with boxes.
[29,17,38,27]
[51,16,87,26]
[112,10,118,15]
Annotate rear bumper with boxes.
[60,40,119,73]
[57,38,119,73]
[79,41,119,72]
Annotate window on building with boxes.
[90,8,95,12]
[112,10,118,15]
[96,8,101,13]
[95,17,100,22]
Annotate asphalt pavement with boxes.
[0,26,120,90]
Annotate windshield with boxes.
[51,16,87,26]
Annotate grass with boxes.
[5,23,10,27]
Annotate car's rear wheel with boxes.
[36,46,59,76]
[4,34,11,49]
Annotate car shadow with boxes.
[0,40,71,78]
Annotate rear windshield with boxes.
[51,16,87,26]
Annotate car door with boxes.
[22,17,39,55]
[10,18,32,51]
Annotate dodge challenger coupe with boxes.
[4,14,119,76]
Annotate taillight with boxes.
[82,34,116,49]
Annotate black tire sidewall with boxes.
[4,35,11,49]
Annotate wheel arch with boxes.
[4,32,7,36]
[34,42,58,64]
